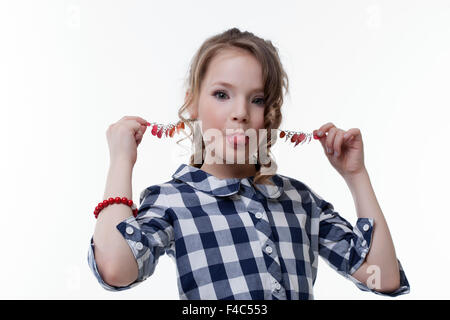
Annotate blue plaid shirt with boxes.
[87,163,410,299]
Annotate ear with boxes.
[185,90,198,120]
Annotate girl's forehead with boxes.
[204,56,263,88]
[209,49,258,70]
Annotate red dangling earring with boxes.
[145,120,321,147]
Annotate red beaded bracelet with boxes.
[94,196,138,219]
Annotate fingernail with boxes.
[318,131,323,137]
[334,151,338,157]
[327,147,332,154]
[344,133,349,139]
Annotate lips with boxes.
[226,133,249,146]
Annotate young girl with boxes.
[87,28,410,299]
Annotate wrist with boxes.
[110,158,134,171]
[342,167,368,185]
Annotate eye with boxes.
[213,90,228,100]
[213,90,265,106]
[253,97,265,105]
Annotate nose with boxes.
[230,99,249,124]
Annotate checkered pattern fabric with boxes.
[87,163,410,299]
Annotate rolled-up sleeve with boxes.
[316,197,410,297]
[87,185,175,291]
[347,257,410,297]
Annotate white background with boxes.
[0,0,449,299]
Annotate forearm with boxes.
[93,160,139,286]
[343,168,400,289]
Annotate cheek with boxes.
[252,109,266,135]
[199,100,228,131]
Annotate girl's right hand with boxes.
[106,115,149,167]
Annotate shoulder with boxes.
[276,173,324,205]
[139,178,186,206]
[277,173,313,194]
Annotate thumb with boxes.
[316,133,329,155]
[135,125,146,141]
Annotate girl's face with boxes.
[189,47,266,168]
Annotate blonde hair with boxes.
[177,27,289,185]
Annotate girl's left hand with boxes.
[313,122,366,179]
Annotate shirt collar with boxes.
[171,163,284,199]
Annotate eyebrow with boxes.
[211,81,264,93]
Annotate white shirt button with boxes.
[363,224,370,232]
[126,227,134,235]
[361,240,367,246]
[135,242,144,250]
[255,212,263,219]
[275,283,281,291]
[265,246,273,254]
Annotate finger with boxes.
[136,132,143,145]
[344,128,361,141]
[122,116,149,126]
[317,129,330,150]
[135,127,146,143]
[344,132,354,143]
[137,124,147,136]
[125,119,143,134]
[343,130,351,140]
[333,130,345,156]
[325,127,337,155]
[127,121,149,135]
[317,122,336,137]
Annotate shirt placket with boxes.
[240,180,287,299]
